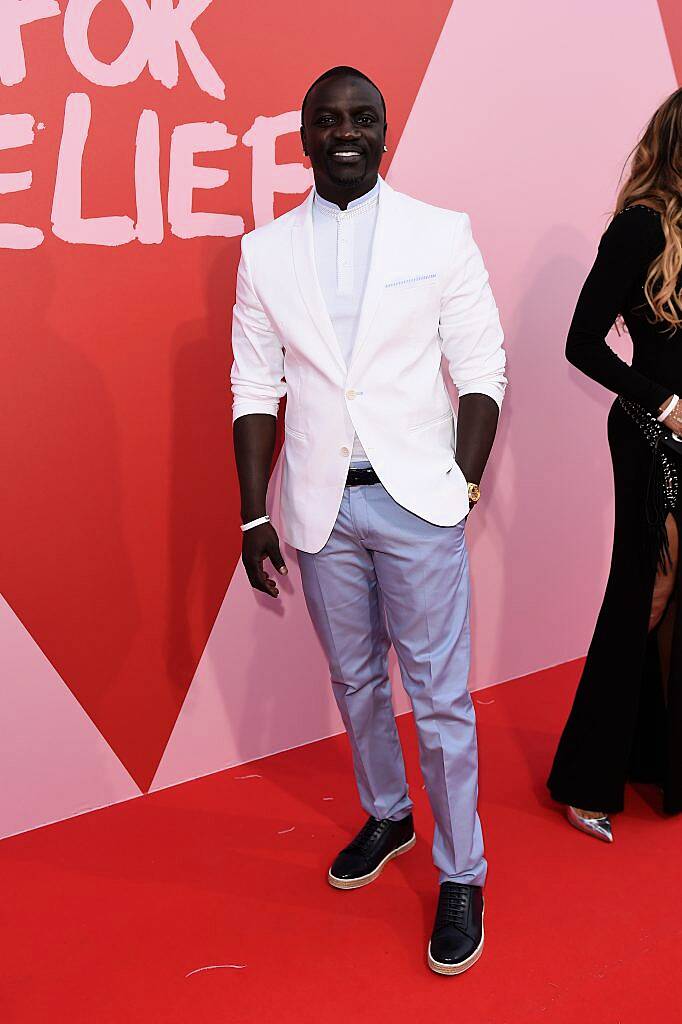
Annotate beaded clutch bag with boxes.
[618,396,680,571]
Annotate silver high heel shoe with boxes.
[566,806,613,843]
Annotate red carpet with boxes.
[3,660,682,1023]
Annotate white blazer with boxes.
[231,178,506,554]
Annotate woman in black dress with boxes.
[548,88,682,841]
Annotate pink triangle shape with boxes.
[150,458,409,793]
[0,595,141,839]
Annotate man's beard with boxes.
[328,172,367,188]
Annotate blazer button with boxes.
[340,446,350,457]
[346,389,357,400]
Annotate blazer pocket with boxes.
[284,424,306,440]
[385,272,437,291]
[409,410,453,432]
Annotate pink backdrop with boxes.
[2,0,680,838]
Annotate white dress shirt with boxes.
[312,180,380,463]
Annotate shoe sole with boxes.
[327,834,416,890]
[427,915,485,976]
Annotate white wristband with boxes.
[657,394,679,422]
[241,515,270,532]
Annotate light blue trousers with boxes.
[297,479,486,886]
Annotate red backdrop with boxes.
[0,1,452,790]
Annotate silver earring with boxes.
[383,145,388,152]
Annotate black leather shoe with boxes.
[428,882,484,975]
[328,814,415,890]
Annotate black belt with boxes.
[346,466,380,487]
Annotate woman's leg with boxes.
[650,513,679,701]
[573,517,681,819]
[649,513,679,631]
[548,403,661,816]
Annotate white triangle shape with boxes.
[387,0,678,688]
[0,594,141,839]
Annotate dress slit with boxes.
[651,513,679,705]
[549,401,682,814]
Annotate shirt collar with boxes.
[313,177,381,218]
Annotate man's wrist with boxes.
[241,506,267,523]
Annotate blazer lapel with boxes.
[349,178,394,370]
[291,195,347,375]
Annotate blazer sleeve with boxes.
[230,235,286,422]
[438,213,507,409]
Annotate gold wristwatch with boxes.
[467,482,481,504]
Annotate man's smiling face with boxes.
[301,74,387,198]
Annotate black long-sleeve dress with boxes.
[548,204,682,815]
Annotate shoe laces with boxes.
[436,883,470,931]
[347,816,391,855]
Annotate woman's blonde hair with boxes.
[616,88,682,327]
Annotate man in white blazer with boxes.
[231,66,506,976]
